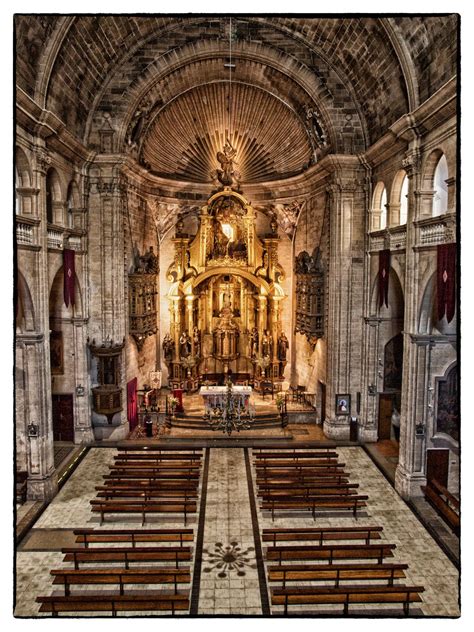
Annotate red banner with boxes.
[63,249,75,308]
[127,378,138,430]
[379,249,390,308]
[437,243,456,323]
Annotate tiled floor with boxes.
[15,445,460,618]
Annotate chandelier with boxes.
[206,381,252,436]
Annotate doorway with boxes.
[319,381,326,423]
[52,394,74,442]
[378,393,393,440]
[426,448,449,488]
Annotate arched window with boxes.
[46,168,62,224]
[67,182,74,228]
[379,187,387,229]
[399,175,408,225]
[16,147,32,215]
[371,181,387,231]
[433,154,448,217]
[15,166,22,215]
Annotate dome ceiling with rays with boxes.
[140,82,313,184]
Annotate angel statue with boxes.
[214,141,241,188]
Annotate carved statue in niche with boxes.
[277,332,289,361]
[250,327,259,358]
[209,196,247,262]
[142,245,158,274]
[262,330,273,358]
[179,330,192,358]
[162,333,175,364]
[277,332,289,377]
[193,326,201,358]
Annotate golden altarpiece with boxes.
[163,188,288,391]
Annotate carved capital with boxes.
[34,148,51,174]
[402,151,421,178]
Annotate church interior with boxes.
[14,14,460,618]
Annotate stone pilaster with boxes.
[323,160,366,440]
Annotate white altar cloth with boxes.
[200,385,252,410]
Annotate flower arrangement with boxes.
[168,396,179,411]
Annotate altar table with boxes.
[200,385,252,412]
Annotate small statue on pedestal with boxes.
[162,333,175,365]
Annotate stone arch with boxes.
[418,271,456,335]
[46,167,63,224]
[49,264,83,319]
[389,169,408,226]
[16,146,32,188]
[15,270,35,332]
[16,147,34,215]
[371,181,387,231]
[66,179,81,228]
[370,265,405,318]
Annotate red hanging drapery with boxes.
[437,243,457,323]
[127,377,138,430]
[63,249,75,308]
[378,249,391,308]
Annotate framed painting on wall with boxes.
[335,393,350,415]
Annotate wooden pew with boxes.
[117,446,202,454]
[254,451,339,461]
[109,463,201,473]
[74,528,193,548]
[262,526,383,546]
[50,567,191,596]
[260,494,368,520]
[256,473,350,486]
[268,562,409,588]
[421,480,460,535]
[266,543,395,564]
[94,487,198,502]
[36,592,189,616]
[97,479,199,490]
[256,459,344,470]
[90,499,197,526]
[114,452,202,464]
[103,472,200,481]
[271,584,424,615]
[257,483,359,497]
[62,545,192,569]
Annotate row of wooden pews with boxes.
[91,446,203,526]
[36,447,204,617]
[253,448,368,520]
[264,526,424,616]
[253,449,425,616]
[36,527,193,616]
[421,478,460,536]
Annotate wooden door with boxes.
[319,381,326,423]
[378,394,393,440]
[426,449,449,488]
[52,394,74,442]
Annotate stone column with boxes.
[323,159,366,440]
[395,149,426,498]
[72,318,94,443]
[18,335,57,500]
[358,317,381,442]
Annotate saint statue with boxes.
[262,330,273,358]
[215,141,240,187]
[277,332,289,361]
[193,326,201,358]
[162,333,175,364]
[179,330,192,358]
[250,327,259,358]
